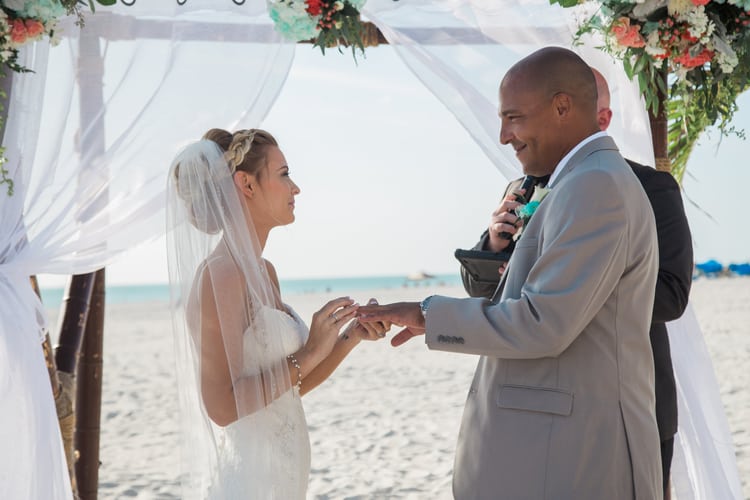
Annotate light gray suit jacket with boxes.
[426,136,662,499]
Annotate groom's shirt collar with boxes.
[547,131,608,188]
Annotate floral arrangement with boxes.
[267,0,368,57]
[553,0,750,181]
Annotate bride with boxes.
[166,128,388,499]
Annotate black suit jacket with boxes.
[461,161,693,439]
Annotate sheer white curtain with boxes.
[364,0,742,498]
[0,2,293,498]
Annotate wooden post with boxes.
[649,67,670,173]
[0,71,11,134]
[55,272,96,498]
[73,24,108,500]
[30,276,62,400]
[1,70,13,196]
[74,269,105,499]
[55,275,96,373]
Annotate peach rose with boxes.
[9,19,27,45]
[611,17,631,40]
[24,19,45,38]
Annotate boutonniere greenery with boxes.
[518,186,551,226]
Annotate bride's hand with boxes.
[303,297,358,363]
[344,298,391,341]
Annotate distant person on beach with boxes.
[166,128,389,499]
[460,67,693,497]
[359,47,663,498]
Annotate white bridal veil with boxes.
[0,0,741,498]
[167,137,305,498]
[0,3,294,498]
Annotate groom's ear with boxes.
[552,92,572,119]
[233,171,256,198]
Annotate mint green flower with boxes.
[518,201,540,220]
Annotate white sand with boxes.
[45,277,750,498]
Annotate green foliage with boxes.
[311,1,366,61]
[552,0,750,183]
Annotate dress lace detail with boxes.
[207,305,310,499]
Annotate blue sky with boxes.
[42,44,749,286]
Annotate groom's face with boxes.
[498,78,559,177]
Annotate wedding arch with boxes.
[0,1,743,499]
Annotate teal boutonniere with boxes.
[517,186,551,226]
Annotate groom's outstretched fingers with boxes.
[391,327,422,347]
[357,301,425,330]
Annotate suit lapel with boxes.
[490,136,620,303]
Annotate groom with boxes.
[359,47,663,498]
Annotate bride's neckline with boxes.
[262,304,297,322]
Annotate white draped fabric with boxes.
[669,306,745,499]
[0,0,741,498]
[0,3,294,498]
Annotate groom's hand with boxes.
[357,302,425,347]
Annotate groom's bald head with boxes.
[498,47,601,175]
[502,47,599,119]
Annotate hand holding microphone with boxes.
[486,175,536,252]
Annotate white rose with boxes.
[2,0,28,11]
[334,1,345,10]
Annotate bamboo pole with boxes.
[55,272,96,498]
[54,275,95,373]
[31,275,80,495]
[30,276,62,400]
[73,24,108,499]
[1,69,13,196]
[649,67,670,173]
[74,269,105,500]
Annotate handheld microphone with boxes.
[498,175,536,240]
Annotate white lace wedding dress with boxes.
[207,305,311,499]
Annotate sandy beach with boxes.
[45,276,750,499]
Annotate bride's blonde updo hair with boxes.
[172,128,279,234]
[202,128,279,179]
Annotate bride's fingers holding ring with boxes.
[331,303,359,325]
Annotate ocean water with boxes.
[39,273,462,308]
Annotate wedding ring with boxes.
[331,312,339,322]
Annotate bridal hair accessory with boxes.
[225,130,257,173]
[287,353,302,390]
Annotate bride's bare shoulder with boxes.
[262,258,280,290]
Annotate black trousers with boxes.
[661,437,675,496]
